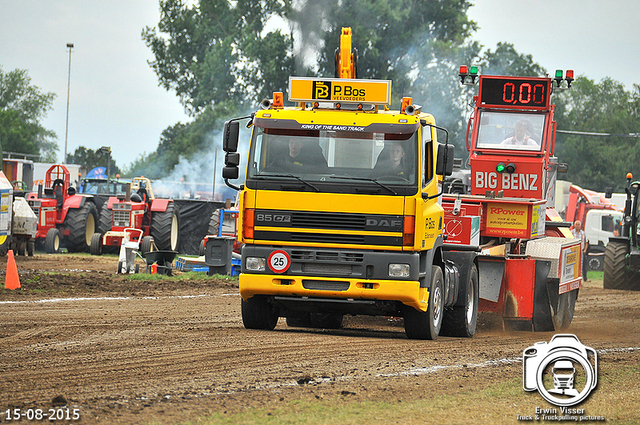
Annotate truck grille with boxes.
[301,280,350,291]
[254,209,403,246]
[291,212,365,230]
[28,201,40,221]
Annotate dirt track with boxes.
[1,253,639,424]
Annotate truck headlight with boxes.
[246,257,266,271]
[388,263,410,278]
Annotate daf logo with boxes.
[366,218,402,227]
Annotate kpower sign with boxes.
[289,77,392,105]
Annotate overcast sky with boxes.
[1,1,639,168]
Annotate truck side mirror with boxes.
[436,144,455,176]
[223,121,239,153]
[222,166,239,180]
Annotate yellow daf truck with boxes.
[220,28,478,339]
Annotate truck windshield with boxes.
[476,111,546,151]
[247,127,417,187]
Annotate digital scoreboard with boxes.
[479,76,551,109]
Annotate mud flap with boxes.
[532,260,553,331]
[476,256,505,303]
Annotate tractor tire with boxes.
[440,264,479,338]
[45,228,61,254]
[150,203,180,251]
[404,266,444,340]
[603,241,634,290]
[241,295,279,330]
[208,209,221,236]
[63,202,98,252]
[97,206,112,235]
[140,236,154,256]
[90,233,102,256]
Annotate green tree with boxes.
[0,67,58,161]
[479,42,547,77]
[554,77,640,191]
[142,0,293,116]
[67,146,121,177]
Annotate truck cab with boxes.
[222,29,478,340]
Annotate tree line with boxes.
[2,0,639,191]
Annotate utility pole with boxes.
[64,43,74,163]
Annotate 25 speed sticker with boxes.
[268,250,290,274]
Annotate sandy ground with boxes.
[1,253,639,424]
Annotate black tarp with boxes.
[173,199,225,254]
[92,196,225,255]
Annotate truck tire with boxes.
[150,203,180,251]
[440,264,479,337]
[241,295,278,330]
[552,290,578,330]
[97,206,112,235]
[404,266,444,340]
[63,202,98,252]
[45,228,61,254]
[27,240,35,256]
[17,240,27,256]
[90,233,102,256]
[603,241,633,290]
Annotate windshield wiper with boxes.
[254,173,319,192]
[329,175,397,195]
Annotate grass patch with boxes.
[587,270,603,281]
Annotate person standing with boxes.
[571,220,588,282]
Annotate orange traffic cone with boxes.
[5,250,21,290]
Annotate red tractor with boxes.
[26,164,98,253]
[90,177,180,255]
[441,67,581,331]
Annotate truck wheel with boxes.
[45,228,61,254]
[97,206,112,235]
[241,296,278,330]
[90,233,102,256]
[150,203,180,251]
[441,264,479,337]
[587,254,603,271]
[603,241,633,289]
[27,240,35,256]
[63,202,98,252]
[404,266,444,340]
[552,289,578,330]
[17,240,27,256]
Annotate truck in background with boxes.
[555,181,623,271]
